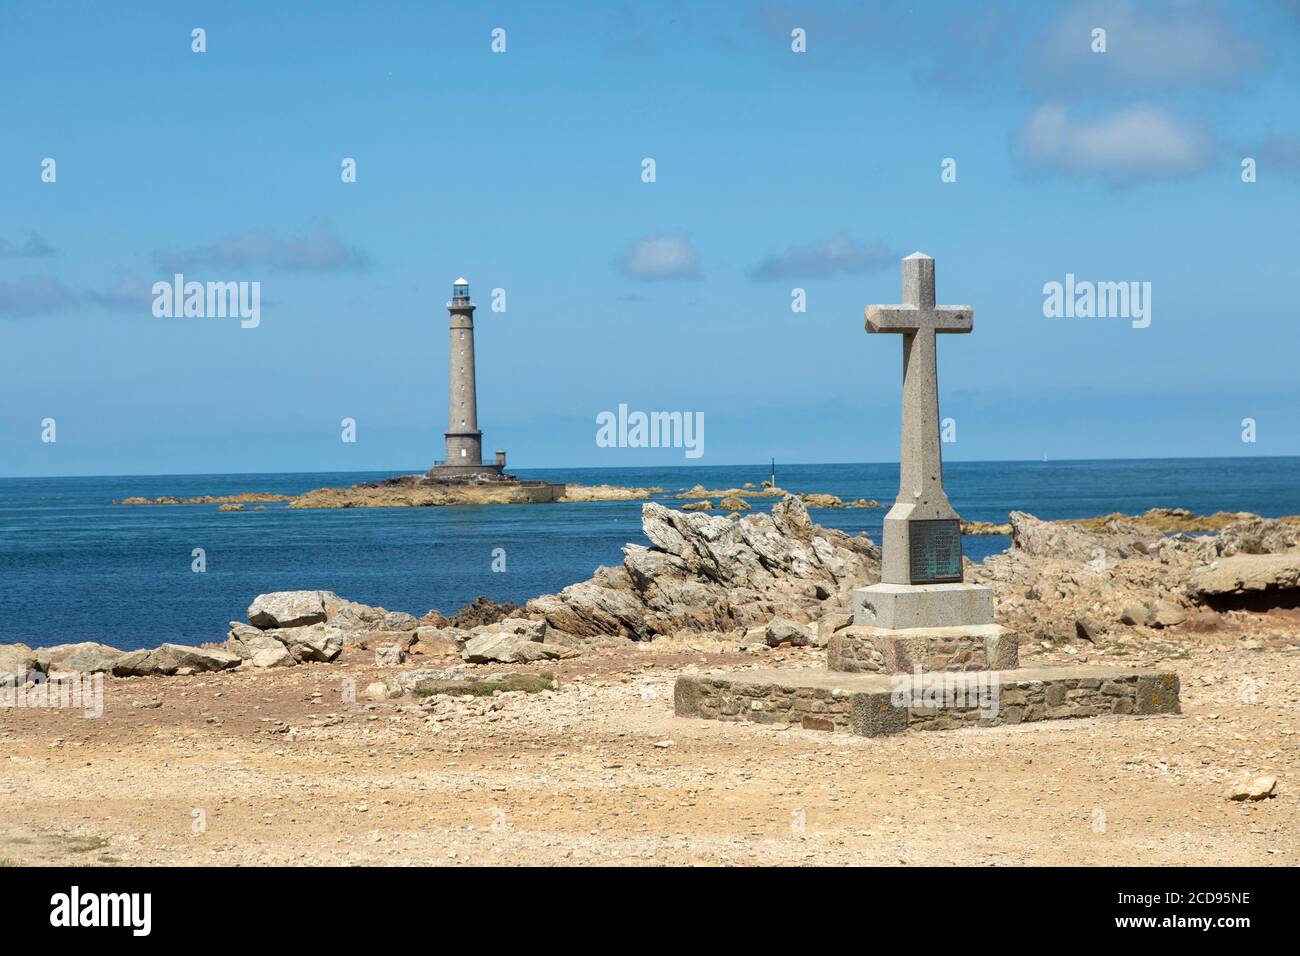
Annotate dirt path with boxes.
[1,641,1294,866]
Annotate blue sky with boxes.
[1,0,1298,477]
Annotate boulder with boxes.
[1148,600,1187,628]
[814,610,854,647]
[446,595,523,630]
[461,619,577,664]
[765,617,812,647]
[34,642,124,674]
[1227,776,1277,801]
[373,644,406,666]
[112,643,241,677]
[1120,604,1151,627]
[251,645,296,669]
[1188,553,1300,600]
[0,644,39,681]
[247,591,328,629]
[270,623,344,663]
[353,629,418,652]
[225,622,289,659]
[719,496,750,512]
[681,499,712,512]
[409,626,466,656]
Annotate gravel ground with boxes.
[1,632,1295,867]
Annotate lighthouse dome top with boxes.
[453,277,468,287]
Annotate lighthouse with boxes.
[426,278,506,479]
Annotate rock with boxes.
[251,645,296,669]
[34,642,124,673]
[1120,604,1151,627]
[1187,553,1300,600]
[815,610,854,647]
[271,623,344,663]
[765,617,812,647]
[1148,599,1187,628]
[409,626,466,656]
[353,629,417,652]
[798,493,844,509]
[112,643,241,677]
[363,682,390,702]
[0,644,39,680]
[461,619,577,664]
[681,499,712,511]
[719,496,750,512]
[1227,776,1277,801]
[373,644,406,666]
[247,590,328,629]
[1074,616,1099,643]
[525,494,879,640]
[225,622,289,659]
[1216,518,1300,556]
[446,595,523,630]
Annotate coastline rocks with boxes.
[251,645,296,669]
[410,626,466,657]
[764,618,812,647]
[112,643,242,677]
[270,623,344,663]
[1187,553,1300,600]
[0,644,39,681]
[247,591,328,629]
[461,619,577,664]
[445,595,522,630]
[35,642,124,674]
[526,495,879,640]
[719,496,750,512]
[681,499,712,511]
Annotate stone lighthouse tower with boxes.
[427,278,505,479]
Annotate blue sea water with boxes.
[0,458,1295,651]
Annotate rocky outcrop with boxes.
[112,643,242,677]
[1187,553,1300,601]
[461,619,578,664]
[526,495,879,640]
[35,642,124,674]
[445,595,521,630]
[247,591,328,629]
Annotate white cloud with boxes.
[1022,103,1213,180]
[87,273,157,311]
[618,232,701,280]
[1034,0,1257,87]
[750,235,897,280]
[0,276,76,318]
[156,219,368,274]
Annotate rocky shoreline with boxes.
[7,494,1300,695]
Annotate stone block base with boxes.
[853,582,995,630]
[827,624,1019,673]
[673,665,1179,738]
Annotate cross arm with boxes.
[865,304,974,334]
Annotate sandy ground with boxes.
[1,633,1295,867]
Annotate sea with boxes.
[1,457,1296,651]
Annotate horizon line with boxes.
[2,452,1294,482]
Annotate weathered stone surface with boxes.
[247,590,328,629]
[225,622,289,659]
[764,618,812,647]
[409,626,466,656]
[251,645,296,669]
[853,582,995,629]
[0,644,39,680]
[268,623,343,663]
[373,644,406,666]
[827,624,1015,674]
[1187,553,1300,599]
[526,495,879,640]
[675,664,1179,737]
[112,643,241,677]
[35,642,124,674]
[461,619,577,664]
[1227,776,1278,801]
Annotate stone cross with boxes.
[866,252,972,586]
